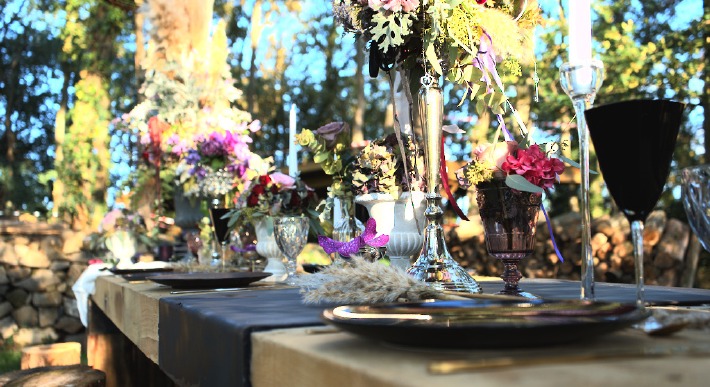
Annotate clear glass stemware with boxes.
[681,165,710,251]
[273,216,310,285]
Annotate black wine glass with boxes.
[209,207,231,269]
[586,99,684,307]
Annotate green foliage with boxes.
[0,1,63,213]
[0,338,21,373]
[56,71,111,227]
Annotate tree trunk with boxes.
[352,38,366,145]
[3,54,19,164]
[134,0,146,97]
[52,65,73,219]
[246,0,264,114]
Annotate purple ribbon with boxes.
[541,202,565,263]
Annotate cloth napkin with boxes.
[72,261,170,326]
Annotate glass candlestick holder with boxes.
[559,59,604,301]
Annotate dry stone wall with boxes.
[0,220,89,347]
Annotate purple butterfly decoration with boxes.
[230,244,256,253]
[318,218,389,258]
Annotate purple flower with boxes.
[185,149,201,165]
[200,134,226,157]
[315,122,350,150]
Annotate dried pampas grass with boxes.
[298,258,440,304]
[298,258,522,305]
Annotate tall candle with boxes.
[287,104,299,177]
[568,0,592,65]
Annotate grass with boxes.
[0,339,21,374]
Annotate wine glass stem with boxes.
[286,257,297,284]
[574,97,595,301]
[500,259,523,293]
[221,243,227,270]
[631,220,645,308]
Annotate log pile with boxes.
[449,210,701,287]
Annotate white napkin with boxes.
[72,261,171,326]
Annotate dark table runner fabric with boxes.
[159,288,330,387]
[158,280,710,387]
[477,279,710,306]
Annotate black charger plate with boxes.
[148,272,271,289]
[323,299,649,348]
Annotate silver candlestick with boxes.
[559,59,604,300]
[406,75,482,294]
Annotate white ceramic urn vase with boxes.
[354,191,426,270]
[255,217,287,282]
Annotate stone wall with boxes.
[0,220,89,347]
[450,211,703,288]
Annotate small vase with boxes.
[476,181,542,298]
[331,196,361,264]
[173,187,203,231]
[355,192,426,270]
[255,217,287,282]
[105,230,137,267]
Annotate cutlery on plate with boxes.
[168,285,285,295]
[428,346,710,375]
[169,287,252,294]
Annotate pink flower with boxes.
[270,172,296,190]
[368,0,419,13]
[501,145,565,189]
[248,120,261,133]
[474,141,519,169]
[100,209,124,233]
[88,258,104,265]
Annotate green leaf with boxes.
[558,155,599,174]
[505,175,543,194]
[313,151,330,164]
[469,82,482,100]
[475,99,486,116]
[469,67,483,83]
[462,66,473,83]
[425,44,443,75]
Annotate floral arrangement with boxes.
[227,173,321,232]
[459,141,565,192]
[175,129,259,202]
[116,20,262,209]
[333,0,540,107]
[351,133,424,197]
[296,122,356,234]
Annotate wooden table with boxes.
[89,276,710,387]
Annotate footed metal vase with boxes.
[406,78,482,294]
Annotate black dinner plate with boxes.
[147,272,272,289]
[109,267,174,275]
[109,267,174,281]
[322,299,649,348]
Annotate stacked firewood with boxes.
[448,210,701,287]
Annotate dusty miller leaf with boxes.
[505,175,543,194]
[371,12,413,54]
